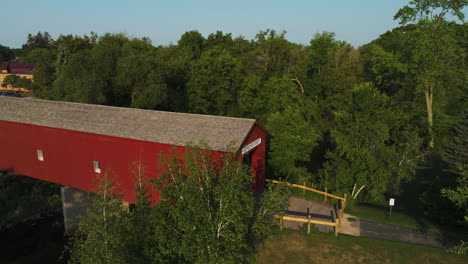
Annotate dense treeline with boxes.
[1,0,467,238]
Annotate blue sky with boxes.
[0,0,446,48]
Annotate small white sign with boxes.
[241,138,261,155]
[389,198,395,206]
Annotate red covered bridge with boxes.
[0,97,268,204]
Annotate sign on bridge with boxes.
[242,138,261,155]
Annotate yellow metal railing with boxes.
[274,215,340,236]
[267,179,348,237]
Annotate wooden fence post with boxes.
[339,209,343,227]
[335,219,339,237]
[343,194,347,210]
[303,181,306,196]
[307,215,311,235]
[324,188,328,203]
[280,216,283,231]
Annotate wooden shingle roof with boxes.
[0,97,257,152]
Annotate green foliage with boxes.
[152,144,256,263]
[309,31,346,73]
[32,63,56,98]
[443,110,468,174]
[125,165,155,264]
[22,48,55,64]
[22,31,53,51]
[392,0,468,148]
[266,106,318,180]
[253,183,290,242]
[187,47,241,115]
[2,74,33,89]
[54,33,96,72]
[0,44,15,62]
[115,54,168,109]
[67,174,130,264]
[0,174,61,229]
[245,29,297,77]
[178,30,205,60]
[52,49,107,104]
[66,144,290,263]
[323,83,422,200]
[308,33,364,124]
[239,75,306,122]
[361,43,408,95]
[441,110,468,237]
[394,0,466,25]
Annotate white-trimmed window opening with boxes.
[93,161,101,173]
[37,150,44,161]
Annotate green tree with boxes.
[68,174,130,264]
[178,30,205,60]
[3,74,32,89]
[238,75,321,180]
[245,29,296,77]
[0,44,15,62]
[32,63,56,98]
[442,110,468,219]
[148,143,289,263]
[266,106,319,180]
[205,31,234,52]
[125,165,155,264]
[394,0,467,148]
[239,76,306,122]
[361,43,408,96]
[151,144,256,263]
[22,31,53,51]
[51,49,107,104]
[187,47,241,115]
[323,83,422,200]
[252,182,290,243]
[22,48,55,64]
[320,45,363,125]
[54,33,96,72]
[114,54,167,109]
[309,31,344,74]
[442,110,468,254]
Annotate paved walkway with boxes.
[283,196,337,233]
[285,195,466,249]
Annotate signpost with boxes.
[241,138,261,155]
[389,198,395,216]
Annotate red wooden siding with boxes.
[0,120,267,202]
[243,122,267,191]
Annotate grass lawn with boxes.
[346,202,441,232]
[257,230,468,264]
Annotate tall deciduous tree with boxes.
[151,144,258,263]
[68,174,129,264]
[245,29,296,78]
[178,30,205,60]
[394,0,467,148]
[187,47,241,115]
[266,105,319,181]
[323,83,422,200]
